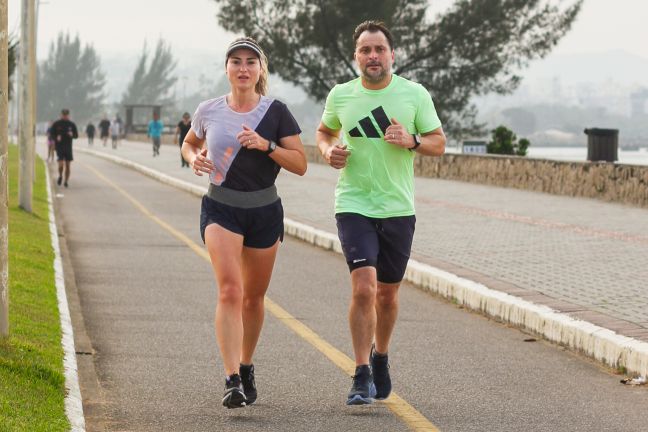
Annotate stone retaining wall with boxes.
[303,145,648,208]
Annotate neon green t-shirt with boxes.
[321,74,442,218]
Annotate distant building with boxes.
[462,140,487,154]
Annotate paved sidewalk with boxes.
[70,138,648,344]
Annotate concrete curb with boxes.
[78,147,648,377]
[45,164,86,431]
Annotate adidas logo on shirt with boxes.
[348,106,391,138]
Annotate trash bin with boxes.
[584,128,618,162]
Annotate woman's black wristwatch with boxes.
[409,134,421,151]
[266,141,277,154]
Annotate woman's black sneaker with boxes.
[346,365,376,405]
[239,363,257,404]
[370,345,392,400]
[222,374,247,409]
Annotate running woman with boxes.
[316,20,446,405]
[182,37,306,409]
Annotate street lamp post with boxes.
[18,0,35,212]
[1,0,10,337]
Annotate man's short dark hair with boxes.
[61,108,70,115]
[353,20,394,51]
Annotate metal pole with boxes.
[11,45,19,143]
[18,0,34,212]
[31,0,38,180]
[1,0,10,337]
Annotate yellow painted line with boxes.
[83,161,441,432]
[84,163,209,261]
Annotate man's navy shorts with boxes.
[200,195,284,249]
[335,212,415,284]
[55,142,73,161]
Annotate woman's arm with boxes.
[270,134,307,176]
[182,129,214,176]
[236,125,307,176]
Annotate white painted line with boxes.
[78,147,648,377]
[45,165,86,431]
[403,260,648,377]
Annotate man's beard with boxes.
[362,63,389,83]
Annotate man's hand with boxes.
[325,143,350,169]
[384,118,415,149]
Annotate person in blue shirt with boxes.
[148,112,164,156]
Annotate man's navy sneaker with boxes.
[222,374,247,409]
[346,365,376,405]
[240,363,257,405]
[370,345,392,400]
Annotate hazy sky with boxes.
[7,0,648,60]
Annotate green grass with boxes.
[0,145,69,431]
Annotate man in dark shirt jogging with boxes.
[51,108,79,187]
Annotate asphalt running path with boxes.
[52,149,648,431]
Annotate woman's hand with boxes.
[191,148,214,177]
[236,124,270,152]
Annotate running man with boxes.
[51,108,79,188]
[85,121,96,146]
[99,115,111,146]
[315,20,446,405]
[175,112,192,167]
[148,112,164,157]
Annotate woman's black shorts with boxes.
[200,195,284,249]
[335,212,416,284]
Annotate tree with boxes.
[121,39,177,107]
[487,125,530,156]
[37,33,106,124]
[213,0,582,139]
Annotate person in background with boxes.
[51,108,79,188]
[148,112,164,157]
[175,112,192,167]
[86,121,96,146]
[46,120,56,162]
[110,116,122,149]
[99,115,111,147]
